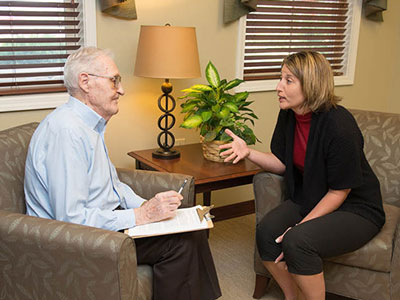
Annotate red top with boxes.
[293,112,312,173]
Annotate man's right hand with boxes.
[134,191,183,225]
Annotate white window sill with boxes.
[0,93,69,112]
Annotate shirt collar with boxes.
[67,96,107,134]
[294,111,313,123]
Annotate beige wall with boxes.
[1,1,399,206]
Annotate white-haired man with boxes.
[24,47,221,300]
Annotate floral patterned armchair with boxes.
[252,109,400,300]
[0,122,195,300]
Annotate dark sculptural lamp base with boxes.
[152,148,180,160]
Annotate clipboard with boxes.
[125,205,214,239]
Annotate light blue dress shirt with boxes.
[24,96,146,231]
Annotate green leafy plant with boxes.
[179,61,259,145]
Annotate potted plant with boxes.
[179,61,259,162]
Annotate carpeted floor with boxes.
[208,214,351,300]
[208,214,284,300]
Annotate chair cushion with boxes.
[350,109,400,207]
[325,204,400,272]
[0,122,38,213]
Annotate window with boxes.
[236,0,362,92]
[0,0,96,112]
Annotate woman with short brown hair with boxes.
[282,50,341,112]
[220,51,385,299]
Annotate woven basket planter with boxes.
[200,135,227,163]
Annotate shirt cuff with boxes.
[113,208,136,230]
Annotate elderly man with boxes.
[24,47,221,300]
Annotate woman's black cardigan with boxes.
[271,106,385,229]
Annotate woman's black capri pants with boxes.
[256,200,380,275]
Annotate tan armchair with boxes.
[252,109,400,300]
[0,122,195,300]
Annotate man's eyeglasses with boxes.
[87,73,122,89]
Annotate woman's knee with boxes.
[256,225,282,260]
[281,229,307,257]
[281,229,322,275]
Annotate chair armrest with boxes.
[117,168,195,207]
[253,172,287,224]
[0,210,138,300]
[253,171,287,280]
[390,211,400,296]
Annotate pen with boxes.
[177,179,188,194]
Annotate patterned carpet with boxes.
[208,214,351,300]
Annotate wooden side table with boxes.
[128,143,261,221]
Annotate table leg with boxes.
[203,191,211,207]
[203,192,212,238]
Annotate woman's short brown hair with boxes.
[282,51,341,112]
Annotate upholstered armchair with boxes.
[252,109,400,300]
[0,122,195,300]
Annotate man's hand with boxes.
[134,191,183,225]
[219,129,250,164]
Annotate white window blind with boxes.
[236,0,362,92]
[0,0,84,96]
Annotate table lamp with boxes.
[134,24,201,159]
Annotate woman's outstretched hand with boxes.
[219,129,250,164]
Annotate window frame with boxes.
[235,0,362,93]
[0,0,97,112]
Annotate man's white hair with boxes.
[63,47,114,95]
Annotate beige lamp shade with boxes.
[134,25,201,79]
